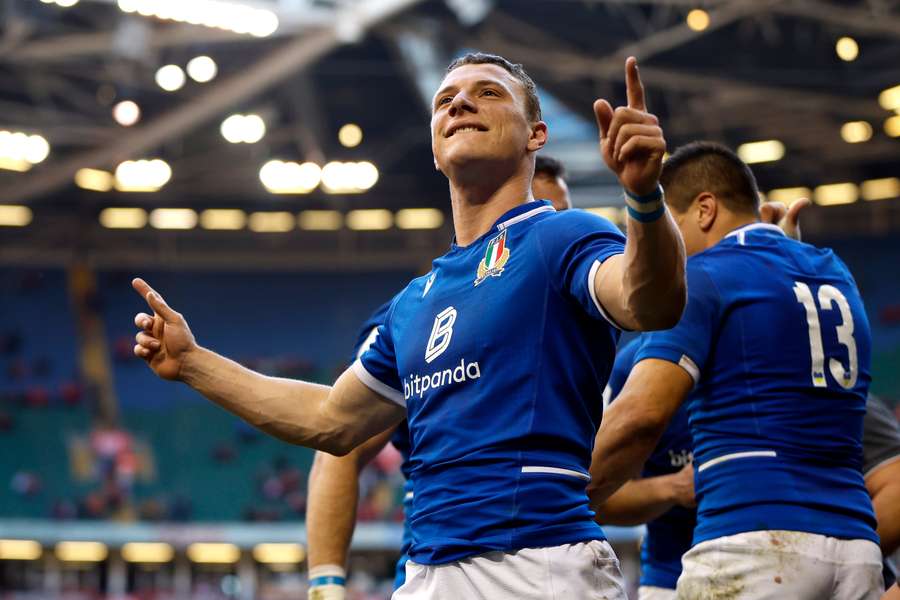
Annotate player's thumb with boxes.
[759,202,785,226]
[593,99,614,141]
[787,197,811,226]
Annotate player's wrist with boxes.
[624,184,665,223]
[308,564,346,600]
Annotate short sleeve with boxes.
[862,395,900,477]
[636,259,721,385]
[537,210,626,327]
[353,301,406,408]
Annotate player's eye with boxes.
[437,96,453,106]
[482,89,499,97]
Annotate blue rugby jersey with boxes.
[353,200,626,564]
[607,337,695,590]
[351,301,413,589]
[636,222,877,546]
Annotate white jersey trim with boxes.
[351,359,406,408]
[404,491,414,501]
[588,259,630,331]
[864,453,900,479]
[725,222,785,239]
[677,354,700,385]
[697,450,777,473]
[521,465,591,482]
[496,204,555,230]
[602,384,613,410]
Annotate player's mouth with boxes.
[445,123,488,138]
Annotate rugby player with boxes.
[588,141,883,599]
[304,155,574,599]
[132,54,686,598]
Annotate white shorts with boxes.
[639,585,676,600]
[676,530,883,600]
[393,540,627,600]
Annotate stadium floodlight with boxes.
[155,64,186,92]
[75,168,115,192]
[736,140,785,164]
[187,56,217,83]
[0,130,51,171]
[835,37,859,62]
[149,208,198,230]
[298,210,343,231]
[99,207,148,229]
[113,100,141,127]
[338,123,363,148]
[259,160,320,194]
[55,541,108,562]
[122,542,174,563]
[814,183,858,206]
[200,209,246,230]
[0,205,33,227]
[766,187,812,205]
[248,211,295,232]
[885,115,900,138]
[585,207,625,226]
[115,159,172,192]
[0,539,42,560]
[840,121,872,144]
[346,209,392,231]
[117,0,278,38]
[879,85,900,111]
[395,208,444,230]
[686,9,709,32]
[321,161,379,194]
[861,177,900,201]
[252,543,305,564]
[220,114,266,144]
[186,543,240,564]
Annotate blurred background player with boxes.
[305,153,573,600]
[132,54,685,600]
[589,141,882,599]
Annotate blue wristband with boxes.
[627,203,666,222]
[309,575,346,587]
[624,184,663,203]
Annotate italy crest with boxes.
[474,229,510,286]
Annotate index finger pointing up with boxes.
[132,277,178,322]
[625,56,646,111]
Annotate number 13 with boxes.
[793,282,858,390]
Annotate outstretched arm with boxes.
[131,278,404,455]
[594,463,695,526]
[593,57,686,331]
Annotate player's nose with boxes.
[448,91,476,117]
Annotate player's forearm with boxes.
[619,202,687,330]
[306,451,362,568]
[594,476,677,526]
[179,346,348,453]
[872,482,900,555]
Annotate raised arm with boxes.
[131,278,404,455]
[593,57,686,331]
[587,358,693,507]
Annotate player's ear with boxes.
[527,121,548,152]
[696,192,717,232]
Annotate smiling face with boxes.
[430,63,545,180]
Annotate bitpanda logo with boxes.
[406,306,481,400]
[668,449,694,468]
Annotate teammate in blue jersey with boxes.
[588,141,883,599]
[305,155,575,600]
[595,336,695,600]
[130,53,687,599]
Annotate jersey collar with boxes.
[725,222,785,239]
[450,200,555,249]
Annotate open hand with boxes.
[131,278,197,381]
[594,57,666,197]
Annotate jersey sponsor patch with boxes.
[475,229,510,286]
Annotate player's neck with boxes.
[448,168,534,247]
[707,213,759,249]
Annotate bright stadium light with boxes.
[220,114,265,144]
[840,121,872,144]
[321,161,379,194]
[24,135,50,163]
[0,540,42,560]
[346,209,392,231]
[814,183,858,206]
[259,160,320,193]
[248,211,295,233]
[737,140,785,164]
[113,100,141,126]
[56,541,107,562]
[395,208,444,230]
[0,130,50,171]
[861,177,900,201]
[122,543,174,563]
[155,64,186,92]
[187,543,240,564]
[879,84,900,111]
[298,210,342,231]
[338,123,363,148]
[200,209,246,230]
[187,56,217,83]
[117,0,278,38]
[0,205,33,227]
[99,207,147,229]
[115,159,172,192]
[149,208,198,230]
[885,115,900,138]
[75,168,115,192]
[252,543,305,564]
[835,37,859,62]
[686,9,709,32]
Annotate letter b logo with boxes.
[425,306,457,363]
